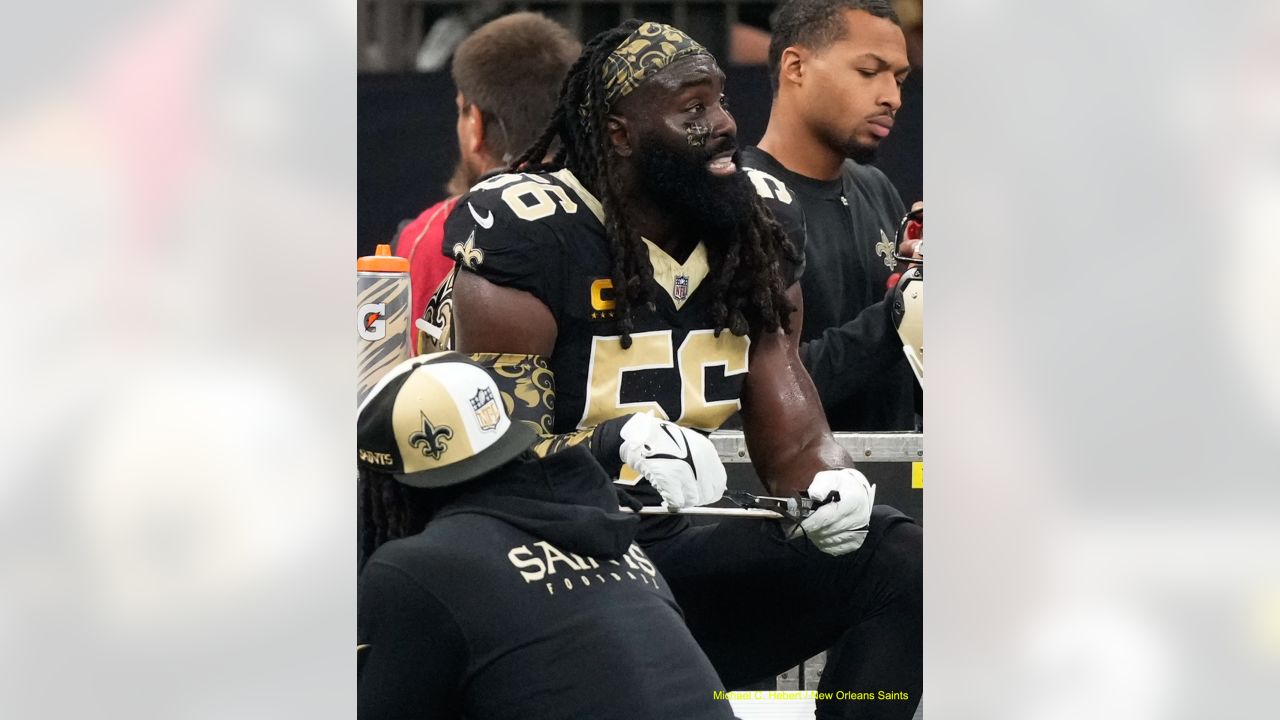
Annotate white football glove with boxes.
[618,412,727,509]
[798,468,876,556]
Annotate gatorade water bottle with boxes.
[357,244,412,406]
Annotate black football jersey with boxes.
[442,168,806,442]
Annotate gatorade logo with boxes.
[358,303,386,341]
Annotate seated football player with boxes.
[357,352,734,720]
[445,20,922,720]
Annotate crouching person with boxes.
[357,352,735,720]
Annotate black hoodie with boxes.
[357,446,735,720]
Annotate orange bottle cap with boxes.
[357,244,409,272]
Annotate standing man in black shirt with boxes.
[357,353,734,720]
[742,0,920,431]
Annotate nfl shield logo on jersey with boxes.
[469,387,501,432]
[673,274,689,302]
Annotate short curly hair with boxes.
[768,0,901,94]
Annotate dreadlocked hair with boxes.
[357,466,436,569]
[510,20,803,348]
[356,449,539,568]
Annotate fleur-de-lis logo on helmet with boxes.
[452,230,485,269]
[408,412,453,460]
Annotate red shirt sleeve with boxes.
[397,196,461,330]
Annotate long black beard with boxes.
[633,141,756,235]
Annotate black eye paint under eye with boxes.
[685,120,710,147]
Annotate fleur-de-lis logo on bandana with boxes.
[601,22,709,106]
[875,229,896,271]
[453,230,485,269]
[408,412,453,460]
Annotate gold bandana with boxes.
[601,22,709,107]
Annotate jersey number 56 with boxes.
[579,329,750,432]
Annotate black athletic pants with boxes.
[642,505,922,720]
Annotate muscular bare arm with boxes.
[741,283,855,494]
[452,268,558,355]
[453,268,636,466]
